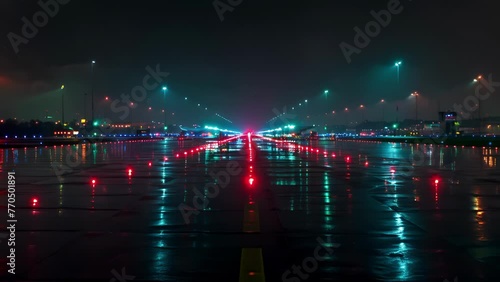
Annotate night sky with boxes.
[1,0,499,130]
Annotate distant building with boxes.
[438,112,459,135]
[421,122,442,135]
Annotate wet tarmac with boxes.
[1,137,499,281]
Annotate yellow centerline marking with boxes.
[240,200,265,281]
[239,248,265,282]
[240,139,265,281]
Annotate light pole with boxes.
[360,105,365,122]
[91,60,96,125]
[395,61,402,84]
[380,99,385,122]
[473,75,483,132]
[305,99,308,121]
[411,92,419,123]
[162,86,167,132]
[344,107,349,126]
[60,85,65,127]
[324,90,329,100]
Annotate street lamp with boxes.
[380,99,385,121]
[395,61,402,84]
[60,85,65,127]
[411,92,419,122]
[162,86,167,132]
[360,105,365,122]
[91,60,96,125]
[473,75,484,129]
[324,90,329,100]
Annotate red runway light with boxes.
[434,179,440,184]
[249,177,255,186]
[32,198,38,206]
[164,156,168,161]
[148,162,152,167]
[332,153,336,157]
[176,154,179,157]
[91,179,96,185]
[128,168,133,176]
[184,152,187,155]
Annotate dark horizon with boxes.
[1,0,500,131]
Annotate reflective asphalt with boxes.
[0,136,499,281]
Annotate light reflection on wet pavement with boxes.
[0,137,499,281]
